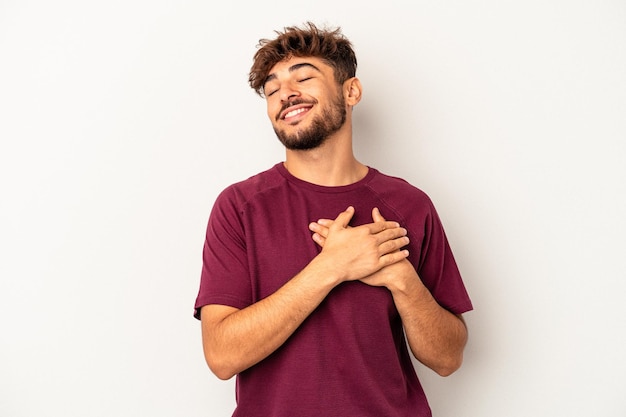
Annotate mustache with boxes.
[276,98,317,120]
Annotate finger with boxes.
[367,220,402,235]
[309,221,330,238]
[379,249,410,267]
[311,232,326,247]
[372,207,386,222]
[378,235,410,255]
[373,226,408,246]
[308,221,321,233]
[332,206,355,229]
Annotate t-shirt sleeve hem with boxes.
[193,295,250,320]
[446,301,474,316]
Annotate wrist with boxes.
[387,261,425,297]
[308,253,345,287]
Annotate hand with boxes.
[309,207,411,285]
[310,207,415,289]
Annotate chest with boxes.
[240,189,385,301]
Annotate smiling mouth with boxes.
[283,107,309,119]
[278,99,315,122]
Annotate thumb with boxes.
[372,207,386,222]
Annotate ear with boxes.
[343,77,362,106]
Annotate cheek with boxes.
[266,100,280,121]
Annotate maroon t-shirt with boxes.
[195,163,472,417]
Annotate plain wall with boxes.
[1,1,625,416]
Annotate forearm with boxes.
[202,256,339,379]
[202,207,410,379]
[389,265,468,376]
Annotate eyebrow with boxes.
[263,62,322,86]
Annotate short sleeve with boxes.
[416,199,473,315]
[193,186,252,319]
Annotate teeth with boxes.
[285,108,307,119]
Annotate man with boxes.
[194,22,473,416]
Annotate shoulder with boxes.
[214,163,286,210]
[367,168,434,207]
[363,168,444,234]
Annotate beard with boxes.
[273,92,347,151]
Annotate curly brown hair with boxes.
[248,22,357,97]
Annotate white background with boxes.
[1,1,625,416]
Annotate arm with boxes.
[367,258,468,376]
[201,206,410,380]
[201,261,339,380]
[309,208,468,376]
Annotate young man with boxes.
[194,22,473,416]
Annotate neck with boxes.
[283,127,367,186]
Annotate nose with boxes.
[280,83,300,102]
